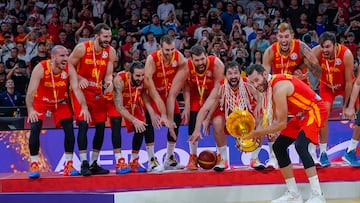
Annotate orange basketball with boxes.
[198,150,217,169]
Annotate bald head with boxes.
[51,45,68,56]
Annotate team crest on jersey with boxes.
[172,61,178,67]
[290,53,298,60]
[206,70,212,77]
[61,72,68,79]
[102,52,108,58]
[335,58,342,65]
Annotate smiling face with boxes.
[160,41,175,60]
[276,29,292,53]
[320,40,336,59]
[226,66,240,88]
[96,28,112,49]
[191,53,207,74]
[131,68,145,87]
[247,70,268,93]
[52,46,68,70]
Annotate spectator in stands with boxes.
[30,42,48,73]
[0,62,7,92]
[9,0,27,25]
[75,21,94,44]
[110,38,121,58]
[6,61,28,96]
[14,25,27,43]
[138,7,152,28]
[194,15,212,41]
[221,2,240,35]
[38,24,54,51]
[236,5,247,27]
[345,32,358,57]
[1,31,16,64]
[16,42,30,70]
[295,13,311,39]
[48,14,62,43]
[91,0,107,24]
[157,0,175,22]
[25,30,39,60]
[285,0,305,31]
[5,47,26,73]
[121,35,135,63]
[249,28,270,60]
[162,11,181,36]
[59,0,77,24]
[138,14,167,42]
[0,78,23,106]
[125,14,142,40]
[250,5,267,29]
[246,0,265,16]
[349,1,360,22]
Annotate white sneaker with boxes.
[305,191,326,203]
[147,157,164,172]
[271,191,303,203]
[164,154,185,170]
[266,156,279,169]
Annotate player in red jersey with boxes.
[312,31,356,167]
[69,23,115,176]
[26,45,91,179]
[246,64,326,203]
[188,61,261,171]
[144,35,187,170]
[255,22,322,170]
[166,45,224,170]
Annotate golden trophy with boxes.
[225,109,260,152]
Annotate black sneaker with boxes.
[80,160,92,176]
[90,160,110,175]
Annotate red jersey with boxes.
[77,40,111,100]
[271,39,303,75]
[34,60,69,106]
[118,71,145,132]
[269,74,323,124]
[319,44,352,94]
[149,49,181,114]
[187,56,216,111]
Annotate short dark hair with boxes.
[129,61,144,74]
[160,35,174,46]
[93,23,111,35]
[319,31,336,46]
[190,45,206,56]
[246,64,265,76]
[225,61,240,75]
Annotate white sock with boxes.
[251,147,261,159]
[285,177,299,194]
[146,145,155,160]
[30,155,39,163]
[90,151,99,165]
[308,143,317,157]
[114,152,122,162]
[131,153,139,162]
[217,145,228,160]
[189,141,198,155]
[309,175,322,195]
[65,153,73,161]
[268,141,275,159]
[319,143,327,154]
[79,153,87,162]
[166,143,176,159]
[348,139,359,152]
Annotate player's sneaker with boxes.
[271,191,303,203]
[148,157,163,172]
[164,154,185,170]
[115,158,132,174]
[319,152,330,167]
[186,154,198,170]
[28,161,40,179]
[63,160,80,176]
[90,160,110,175]
[342,149,360,167]
[305,191,326,203]
[213,154,229,172]
[128,157,147,173]
[250,158,265,170]
[80,160,92,176]
[265,156,279,169]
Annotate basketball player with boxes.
[143,35,187,170]
[26,45,91,179]
[69,23,115,176]
[313,31,358,167]
[255,22,322,169]
[246,64,326,203]
[166,44,224,170]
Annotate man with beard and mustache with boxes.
[188,61,261,171]
[144,35,187,171]
[245,64,327,203]
[166,45,225,171]
[69,23,115,176]
[253,22,322,170]
[26,45,91,179]
[312,32,359,167]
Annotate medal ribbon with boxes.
[127,72,139,115]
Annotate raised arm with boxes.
[300,41,322,79]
